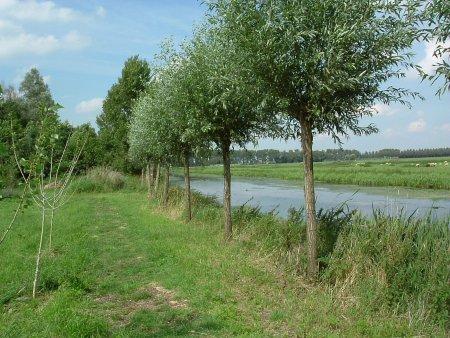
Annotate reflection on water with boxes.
[172,176,450,219]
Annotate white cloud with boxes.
[62,30,91,50]
[0,19,21,34]
[0,0,79,22]
[408,118,426,133]
[0,2,90,59]
[372,103,398,116]
[0,29,90,58]
[0,33,59,58]
[438,123,450,133]
[382,128,399,139]
[75,98,103,114]
[96,6,106,17]
[407,40,450,79]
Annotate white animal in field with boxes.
[415,163,420,167]
[427,162,437,167]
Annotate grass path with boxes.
[0,192,441,337]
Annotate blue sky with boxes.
[0,0,449,151]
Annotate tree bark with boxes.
[163,165,170,207]
[154,162,160,196]
[151,162,156,187]
[146,163,152,199]
[299,114,318,280]
[140,168,144,186]
[183,151,192,221]
[221,139,232,240]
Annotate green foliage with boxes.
[19,68,55,121]
[420,0,450,95]
[97,56,152,172]
[182,28,277,149]
[208,0,421,141]
[0,69,101,190]
[71,167,129,193]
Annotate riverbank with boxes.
[179,157,450,190]
[1,185,448,336]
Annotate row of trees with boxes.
[192,147,450,166]
[126,0,448,279]
[2,1,446,280]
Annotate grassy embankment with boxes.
[0,171,448,336]
[182,157,450,190]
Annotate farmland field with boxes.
[183,157,450,190]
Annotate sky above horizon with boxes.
[0,0,449,152]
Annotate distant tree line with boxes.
[0,69,98,191]
[192,147,450,166]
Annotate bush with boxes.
[71,167,139,193]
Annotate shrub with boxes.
[72,167,131,193]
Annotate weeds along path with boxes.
[0,192,443,336]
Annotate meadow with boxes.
[0,174,448,337]
[183,157,450,190]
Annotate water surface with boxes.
[172,176,450,219]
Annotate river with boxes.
[172,176,450,219]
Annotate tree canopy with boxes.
[97,55,152,172]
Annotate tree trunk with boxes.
[140,168,144,186]
[183,151,192,221]
[163,165,170,206]
[151,162,156,188]
[222,139,232,240]
[154,162,160,196]
[299,114,318,280]
[146,163,152,198]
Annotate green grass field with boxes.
[1,187,448,337]
[183,157,450,190]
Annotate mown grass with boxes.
[1,176,448,336]
[180,157,450,190]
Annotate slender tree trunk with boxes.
[48,208,54,250]
[154,162,160,196]
[33,206,46,298]
[146,163,152,199]
[183,151,192,221]
[163,165,170,207]
[151,162,156,188]
[299,114,318,280]
[141,168,144,186]
[222,139,232,240]
[0,186,26,246]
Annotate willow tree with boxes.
[129,52,208,220]
[420,0,450,95]
[129,82,174,203]
[183,29,277,239]
[209,0,420,278]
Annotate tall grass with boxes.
[71,167,143,193]
[159,185,449,327]
[325,213,449,325]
